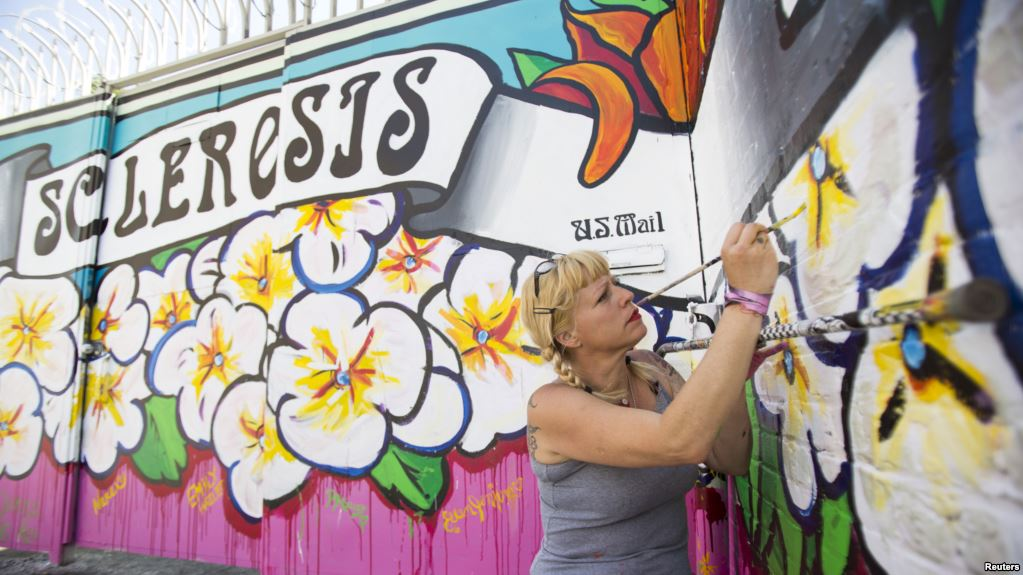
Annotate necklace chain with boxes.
[622,369,636,407]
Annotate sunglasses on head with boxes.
[532,258,558,316]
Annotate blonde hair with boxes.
[520,250,661,404]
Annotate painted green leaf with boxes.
[151,236,207,271]
[369,444,446,515]
[592,0,670,16]
[131,396,188,485]
[510,50,567,88]
[820,493,853,575]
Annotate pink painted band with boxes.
[724,286,772,316]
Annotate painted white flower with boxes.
[850,188,1023,571]
[150,297,267,445]
[188,236,226,303]
[422,247,551,453]
[0,265,9,281]
[42,382,84,465]
[360,228,460,308]
[91,264,149,364]
[217,213,300,328]
[81,357,150,475]
[0,365,43,479]
[211,379,310,521]
[289,194,396,291]
[0,274,80,393]
[753,274,847,513]
[269,292,462,474]
[139,253,196,351]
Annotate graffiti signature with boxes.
[442,477,525,534]
[186,470,224,512]
[324,489,368,530]
[92,471,128,515]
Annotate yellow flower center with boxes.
[153,292,193,332]
[86,369,127,427]
[0,404,24,444]
[2,295,57,364]
[294,199,358,240]
[192,319,238,397]
[293,326,396,432]
[439,289,540,382]
[231,234,295,312]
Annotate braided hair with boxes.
[521,251,659,404]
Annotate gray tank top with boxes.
[530,383,700,574]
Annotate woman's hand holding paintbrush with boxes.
[635,204,806,306]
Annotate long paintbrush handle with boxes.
[635,205,807,306]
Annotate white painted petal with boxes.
[268,345,312,412]
[178,376,227,445]
[351,194,395,236]
[459,353,550,454]
[110,361,147,450]
[227,305,268,377]
[108,302,149,364]
[97,264,137,318]
[447,248,515,312]
[392,371,467,452]
[42,384,83,465]
[0,266,9,281]
[277,401,386,474]
[263,454,309,502]
[188,237,226,302]
[360,307,428,418]
[81,360,146,474]
[34,329,76,393]
[138,267,169,301]
[280,292,364,351]
[781,427,817,512]
[150,323,198,396]
[294,230,376,290]
[229,453,263,520]
[213,380,265,467]
[0,366,43,478]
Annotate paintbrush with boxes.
[635,204,806,306]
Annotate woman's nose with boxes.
[618,287,634,306]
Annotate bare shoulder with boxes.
[527,382,592,463]
[528,381,588,420]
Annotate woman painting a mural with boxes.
[521,222,779,573]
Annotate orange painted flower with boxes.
[535,62,636,187]
[378,230,443,294]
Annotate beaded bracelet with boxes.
[724,286,772,316]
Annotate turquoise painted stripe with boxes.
[112,76,283,154]
[0,115,110,167]
[287,0,576,87]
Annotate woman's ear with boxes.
[556,330,581,350]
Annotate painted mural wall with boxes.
[692,0,1023,573]
[0,0,712,573]
[0,0,1019,574]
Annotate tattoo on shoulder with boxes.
[527,425,540,456]
[528,396,538,409]
[652,353,681,379]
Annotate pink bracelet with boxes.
[724,286,772,316]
